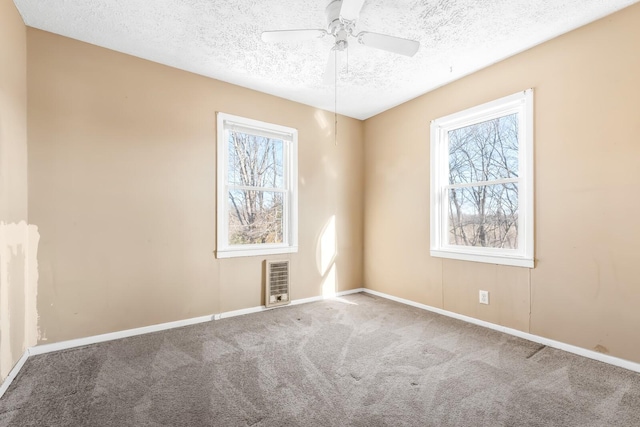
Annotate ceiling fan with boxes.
[261,0,420,84]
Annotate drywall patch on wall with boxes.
[0,221,39,381]
[26,224,40,345]
[7,249,25,377]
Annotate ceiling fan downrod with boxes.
[326,0,354,50]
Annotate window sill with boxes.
[430,249,534,268]
[216,246,298,259]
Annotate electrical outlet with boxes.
[479,290,489,305]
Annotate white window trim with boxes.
[216,112,298,259]
[430,89,534,268]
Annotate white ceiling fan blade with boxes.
[357,31,420,57]
[323,48,345,85]
[261,29,327,43]
[323,48,337,85]
[339,0,366,22]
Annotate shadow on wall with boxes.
[317,215,337,298]
[0,221,39,381]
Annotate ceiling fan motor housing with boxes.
[327,1,352,33]
[326,0,351,50]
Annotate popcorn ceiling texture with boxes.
[13,0,639,119]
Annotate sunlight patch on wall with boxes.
[317,215,337,276]
[318,216,338,298]
[322,264,337,299]
[314,110,333,139]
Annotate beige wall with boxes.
[16,0,640,368]
[0,0,27,224]
[0,0,39,381]
[364,3,640,363]
[27,29,364,343]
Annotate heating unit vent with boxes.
[265,260,290,308]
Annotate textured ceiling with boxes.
[13,0,640,119]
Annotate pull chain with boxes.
[334,47,338,146]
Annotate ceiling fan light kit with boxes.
[261,0,420,84]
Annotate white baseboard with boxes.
[334,288,365,296]
[0,350,29,400]
[0,288,366,397]
[29,314,216,356]
[219,288,364,319]
[2,315,219,398]
[217,296,324,319]
[362,288,640,374]
[4,285,636,400]
[30,289,365,353]
[290,297,322,306]
[217,305,267,319]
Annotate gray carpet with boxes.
[1,293,639,426]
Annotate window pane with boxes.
[448,183,518,249]
[228,190,284,245]
[228,131,284,188]
[449,113,519,185]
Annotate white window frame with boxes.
[430,89,534,268]
[216,112,298,259]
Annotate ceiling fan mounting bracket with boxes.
[326,0,354,37]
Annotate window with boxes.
[216,113,298,258]
[430,89,534,268]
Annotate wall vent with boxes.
[265,260,290,308]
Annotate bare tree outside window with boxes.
[447,113,519,249]
[430,90,533,267]
[227,131,285,245]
